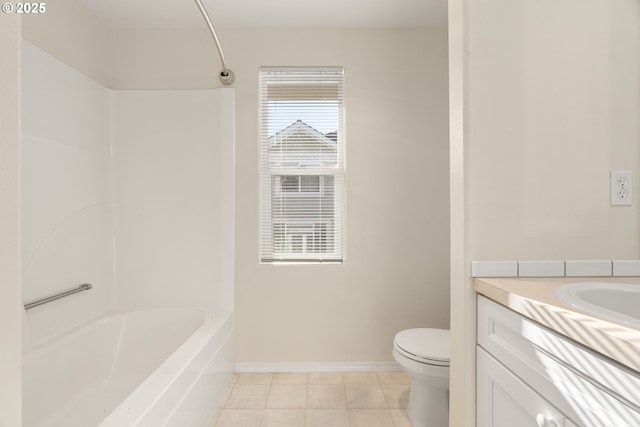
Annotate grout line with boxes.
[262,374,272,421]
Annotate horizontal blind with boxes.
[259,67,345,263]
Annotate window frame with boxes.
[259,67,345,264]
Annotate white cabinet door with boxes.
[478,347,571,427]
[478,296,640,427]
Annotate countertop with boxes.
[474,277,640,373]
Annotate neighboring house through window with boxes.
[259,67,345,263]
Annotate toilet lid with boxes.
[394,328,450,364]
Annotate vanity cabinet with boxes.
[477,296,640,427]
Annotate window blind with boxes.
[259,67,345,263]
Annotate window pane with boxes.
[301,176,320,192]
[291,235,303,253]
[266,100,339,138]
[267,121,338,169]
[281,175,300,192]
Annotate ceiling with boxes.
[80,0,448,29]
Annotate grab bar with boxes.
[24,283,92,310]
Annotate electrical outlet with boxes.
[611,170,632,206]
[617,176,629,188]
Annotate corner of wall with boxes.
[0,13,23,427]
[449,0,478,426]
[21,0,111,87]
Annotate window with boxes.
[259,67,345,263]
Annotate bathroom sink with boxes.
[554,282,640,329]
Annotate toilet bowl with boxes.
[392,328,450,427]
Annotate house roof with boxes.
[268,120,337,151]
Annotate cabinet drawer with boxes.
[478,296,640,427]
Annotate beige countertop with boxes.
[474,277,640,373]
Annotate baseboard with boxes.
[234,361,402,373]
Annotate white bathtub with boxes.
[23,309,234,427]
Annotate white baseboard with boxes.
[234,361,402,373]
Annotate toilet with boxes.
[392,328,450,427]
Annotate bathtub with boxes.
[23,308,234,427]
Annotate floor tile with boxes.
[343,371,379,384]
[390,409,414,427]
[307,385,347,409]
[376,371,411,384]
[218,371,416,427]
[273,372,308,384]
[381,384,410,408]
[214,409,262,427]
[236,373,274,385]
[265,385,307,408]
[225,385,270,409]
[305,409,349,427]
[345,384,388,408]
[259,409,305,427]
[348,409,395,427]
[308,372,344,385]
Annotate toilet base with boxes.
[406,379,449,427]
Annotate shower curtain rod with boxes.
[194,0,235,85]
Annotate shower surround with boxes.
[21,40,234,426]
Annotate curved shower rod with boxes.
[194,0,235,85]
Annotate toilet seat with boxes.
[394,328,450,367]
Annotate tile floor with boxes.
[211,371,414,427]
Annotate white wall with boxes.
[22,0,110,87]
[112,89,235,310]
[21,40,113,345]
[449,1,640,426]
[447,0,472,425]
[229,29,450,364]
[110,27,451,364]
[0,13,22,427]
[467,0,640,260]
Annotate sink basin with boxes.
[554,282,640,329]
